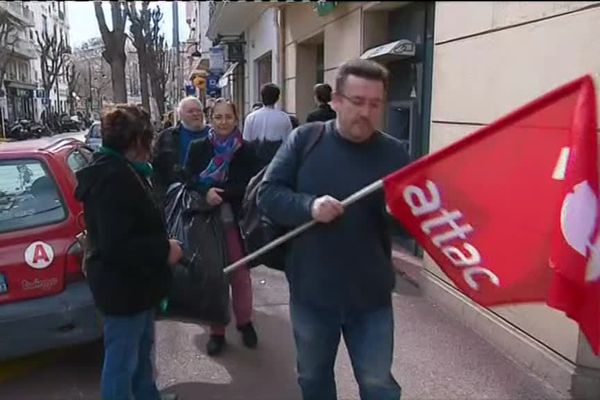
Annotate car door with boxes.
[0,157,71,304]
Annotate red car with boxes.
[0,137,102,360]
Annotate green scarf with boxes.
[99,145,154,178]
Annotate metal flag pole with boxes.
[223,179,385,275]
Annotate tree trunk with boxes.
[55,78,61,115]
[150,79,165,116]
[138,55,150,112]
[110,54,127,103]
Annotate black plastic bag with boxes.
[159,183,230,325]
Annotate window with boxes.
[88,123,101,139]
[79,147,94,161]
[0,159,67,233]
[29,29,33,40]
[67,151,89,173]
[42,15,48,35]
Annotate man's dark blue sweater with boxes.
[257,120,410,312]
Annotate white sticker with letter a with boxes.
[24,241,54,270]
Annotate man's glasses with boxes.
[337,92,383,109]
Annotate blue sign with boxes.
[207,74,221,97]
[184,84,196,96]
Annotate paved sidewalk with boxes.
[157,267,564,400]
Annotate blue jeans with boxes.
[290,302,401,400]
[101,310,159,400]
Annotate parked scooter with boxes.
[7,119,47,140]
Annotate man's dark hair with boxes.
[335,59,389,94]
[260,83,280,106]
[101,104,154,154]
[314,83,332,104]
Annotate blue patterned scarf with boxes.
[198,127,243,186]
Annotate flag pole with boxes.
[224,179,385,275]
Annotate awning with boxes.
[360,39,416,61]
[5,81,36,90]
[218,62,239,88]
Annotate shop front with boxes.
[5,81,35,122]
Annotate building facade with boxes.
[207,2,600,398]
[72,37,144,120]
[29,0,70,122]
[0,2,37,123]
[0,1,72,123]
[72,38,112,119]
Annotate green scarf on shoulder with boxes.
[99,145,154,178]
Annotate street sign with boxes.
[209,46,225,72]
[207,74,221,97]
[185,84,196,96]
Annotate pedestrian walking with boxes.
[306,83,337,123]
[242,83,293,169]
[186,98,261,356]
[257,59,409,400]
[153,97,211,205]
[75,104,182,400]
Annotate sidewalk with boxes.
[157,267,564,400]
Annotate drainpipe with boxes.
[276,6,286,110]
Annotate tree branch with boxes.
[94,1,110,42]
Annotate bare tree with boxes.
[36,24,69,118]
[0,9,26,103]
[147,6,169,116]
[65,61,80,115]
[94,1,128,103]
[126,1,151,112]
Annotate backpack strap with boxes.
[298,121,326,161]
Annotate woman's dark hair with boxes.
[314,83,333,104]
[335,59,389,94]
[212,98,239,121]
[101,104,154,154]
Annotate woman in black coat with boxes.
[186,98,261,356]
[75,104,182,400]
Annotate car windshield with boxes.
[0,159,67,233]
[88,124,101,139]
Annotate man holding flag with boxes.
[258,59,409,400]
[253,55,600,399]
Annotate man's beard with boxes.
[181,120,205,132]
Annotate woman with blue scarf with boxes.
[186,98,261,356]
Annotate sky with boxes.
[66,1,190,48]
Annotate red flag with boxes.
[383,76,600,353]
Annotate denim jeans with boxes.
[290,301,401,400]
[101,309,159,400]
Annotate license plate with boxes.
[0,273,7,294]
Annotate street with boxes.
[0,267,564,400]
[53,129,87,143]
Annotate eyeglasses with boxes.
[337,92,383,109]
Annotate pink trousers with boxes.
[210,225,253,335]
